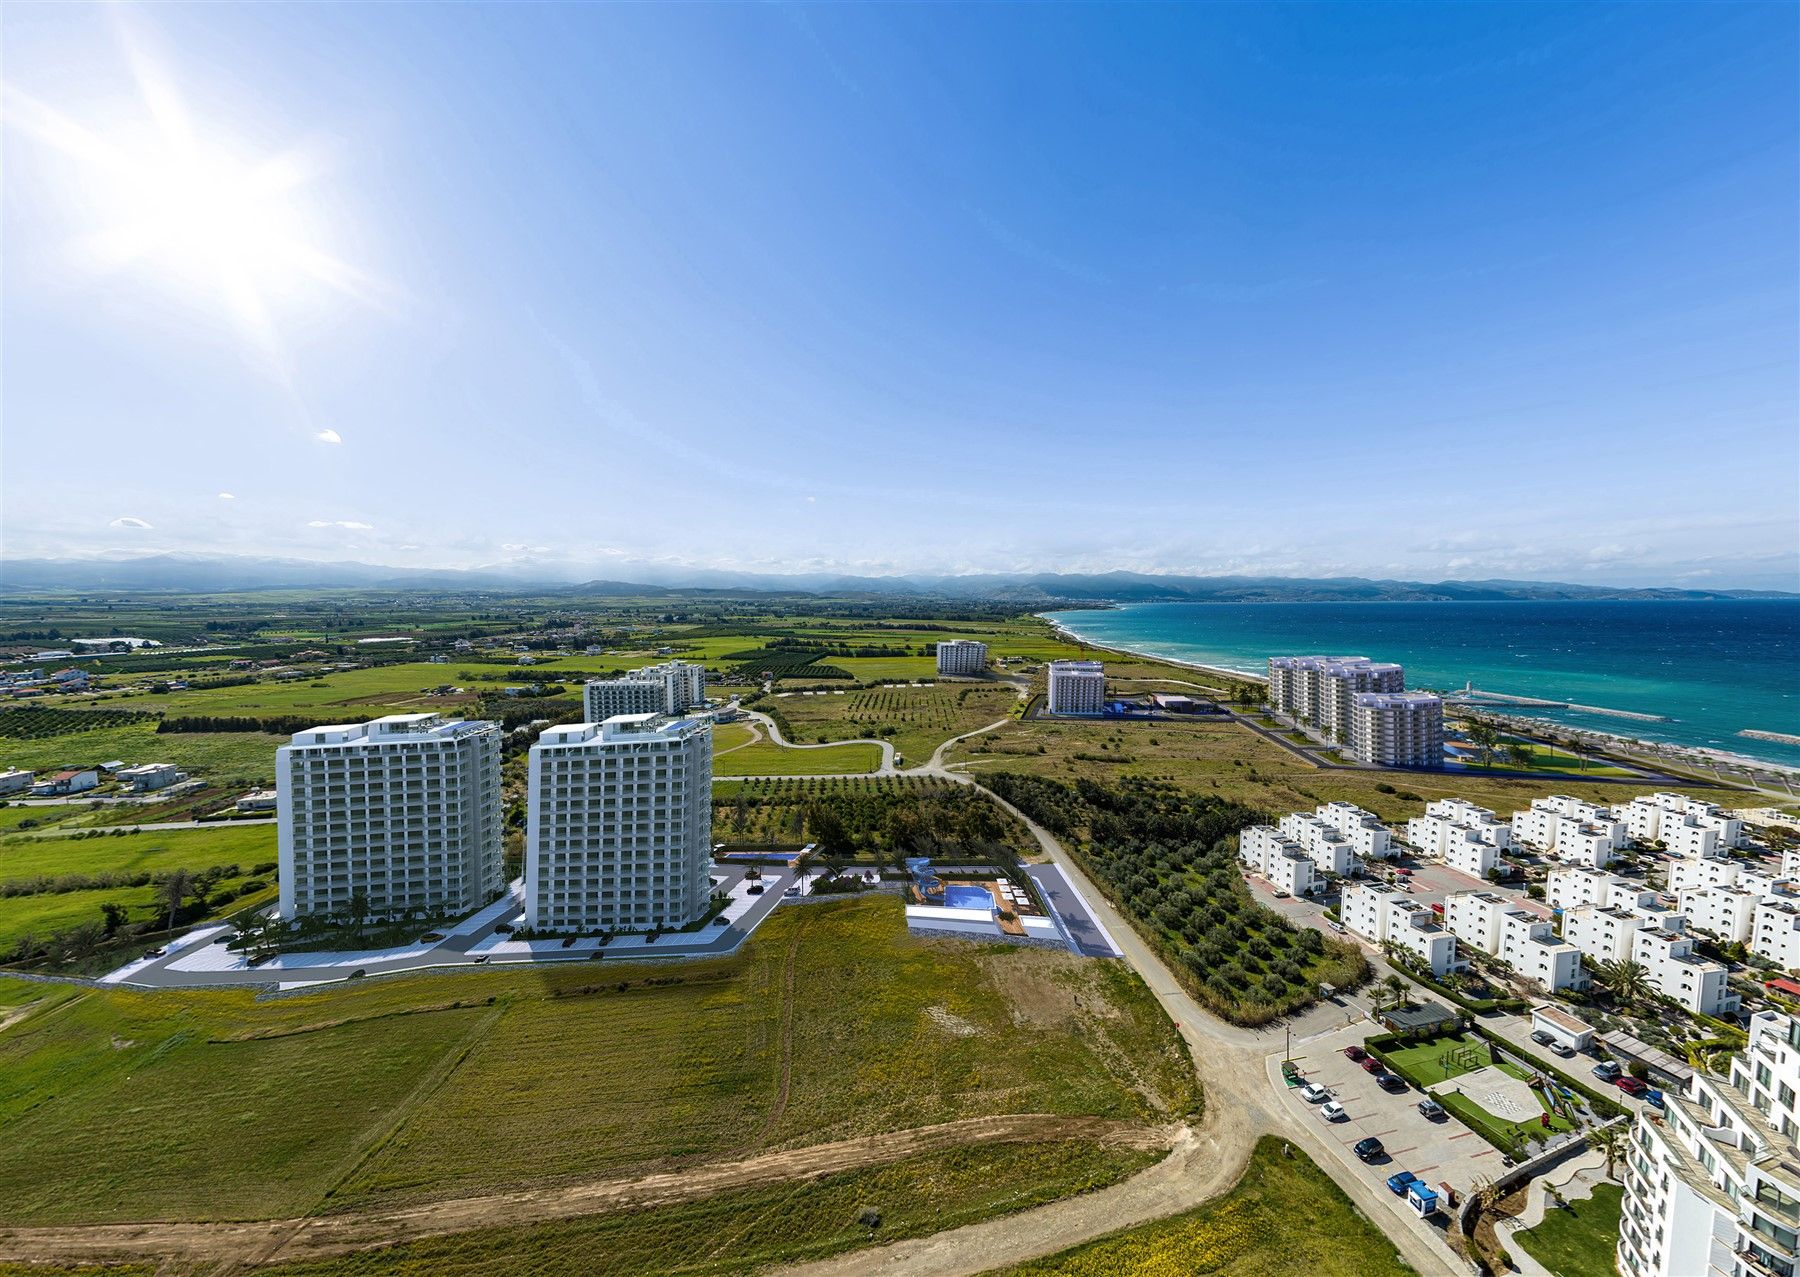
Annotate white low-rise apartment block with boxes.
[0,768,32,795]
[525,714,713,933]
[1275,813,1354,877]
[1045,660,1106,716]
[1443,890,1585,991]
[1511,795,1626,867]
[1409,798,1513,878]
[1617,1010,1800,1277]
[1751,900,1800,970]
[1237,825,1317,896]
[1544,866,1658,914]
[1315,801,1393,859]
[1348,691,1444,767]
[277,713,504,921]
[1785,848,1800,881]
[1340,881,1458,976]
[1678,885,1762,945]
[1267,655,1404,741]
[1667,855,1791,898]
[1561,903,1738,1016]
[116,762,185,792]
[1615,791,1746,852]
[935,639,988,676]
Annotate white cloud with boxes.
[307,519,373,530]
[217,492,236,500]
[316,429,342,445]
[109,516,153,529]
[805,495,817,504]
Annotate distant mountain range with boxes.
[1,553,1793,602]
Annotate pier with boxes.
[1449,687,1670,723]
[1740,729,1800,747]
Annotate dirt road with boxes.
[0,1115,1167,1268]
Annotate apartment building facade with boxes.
[1239,825,1319,896]
[1341,881,1458,976]
[1348,691,1445,767]
[1511,796,1625,868]
[1277,811,1356,877]
[277,713,504,921]
[524,713,713,933]
[1266,655,1404,741]
[935,639,989,676]
[583,677,666,722]
[1046,660,1106,715]
[1617,1011,1800,1277]
[1561,903,1737,1016]
[1616,792,1745,852]
[1443,890,1585,991]
[1752,900,1800,970]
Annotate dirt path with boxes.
[749,907,809,1147]
[0,1115,1167,1268]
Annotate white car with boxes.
[1300,1083,1331,1104]
[1319,1100,1348,1122]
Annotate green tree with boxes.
[158,868,194,933]
[99,901,129,935]
[1588,1123,1626,1178]
[1596,958,1652,1009]
[1505,742,1533,769]
[347,887,372,940]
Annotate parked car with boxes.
[1593,1061,1623,1082]
[1377,1072,1408,1093]
[1353,1137,1385,1161]
[1417,1098,1446,1120]
[421,932,445,942]
[1300,1083,1331,1104]
[143,947,166,958]
[494,922,515,934]
[1319,1100,1348,1122]
[712,914,730,926]
[473,955,490,964]
[1616,1075,1650,1097]
[1530,1029,1555,1046]
[747,884,765,895]
[1359,1056,1384,1074]
[1273,889,1291,899]
[347,968,366,979]
[1386,1170,1420,1196]
[783,887,801,898]
[1343,1045,1368,1062]
[1548,1040,1575,1057]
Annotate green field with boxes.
[0,896,1195,1226]
[1513,1182,1624,1277]
[0,720,288,782]
[713,739,883,776]
[0,822,276,957]
[986,1136,1415,1277]
[771,683,1020,766]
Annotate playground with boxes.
[1378,1033,1586,1154]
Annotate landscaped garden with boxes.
[1513,1183,1624,1277]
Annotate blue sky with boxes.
[3,3,1796,588]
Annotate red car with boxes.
[1344,1045,1368,1062]
[1360,1056,1384,1074]
[1616,1076,1649,1097]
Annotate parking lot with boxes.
[1276,1021,1507,1229]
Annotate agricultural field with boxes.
[0,719,286,783]
[713,776,1034,864]
[0,896,1194,1228]
[770,683,1020,766]
[987,1136,1416,1277]
[712,739,883,776]
[950,711,1748,827]
[0,822,277,961]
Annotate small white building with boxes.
[1750,899,1800,970]
[30,768,99,796]
[1341,881,1458,976]
[0,768,32,796]
[1545,867,1657,914]
[1443,890,1585,991]
[934,639,989,676]
[1530,1004,1596,1052]
[1615,792,1745,852]
[1276,813,1356,877]
[1315,801,1393,859]
[1677,885,1761,944]
[1423,798,1514,848]
[1239,825,1319,895]
[1045,660,1106,716]
[235,788,278,813]
[1512,796,1625,868]
[116,762,184,792]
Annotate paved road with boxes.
[1024,864,1120,958]
[28,817,276,836]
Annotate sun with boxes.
[3,37,380,348]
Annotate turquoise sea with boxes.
[1042,600,1800,771]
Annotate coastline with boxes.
[1040,614,1267,685]
[1039,608,1800,782]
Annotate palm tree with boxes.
[158,868,194,933]
[348,887,371,941]
[1596,958,1653,1009]
[1372,973,1409,1013]
[1588,1124,1626,1179]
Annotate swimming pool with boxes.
[944,884,995,911]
